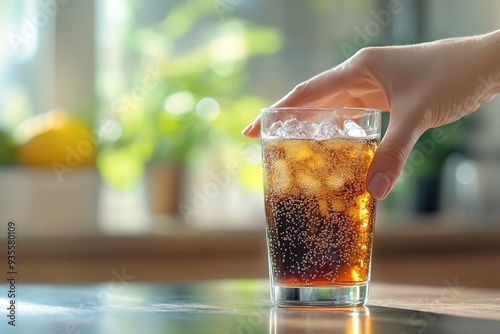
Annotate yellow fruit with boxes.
[15,109,96,167]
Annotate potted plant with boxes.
[97,1,282,217]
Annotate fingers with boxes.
[242,49,394,138]
[242,61,361,138]
[241,115,261,138]
[272,65,355,108]
[366,109,427,199]
[241,78,337,138]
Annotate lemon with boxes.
[15,109,96,167]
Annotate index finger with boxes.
[243,55,388,138]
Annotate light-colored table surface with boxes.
[369,282,500,320]
[1,279,499,333]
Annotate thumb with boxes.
[366,111,427,199]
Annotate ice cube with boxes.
[296,121,317,137]
[325,176,345,191]
[268,121,284,136]
[276,118,297,138]
[295,146,314,162]
[343,120,367,137]
[313,119,341,140]
[296,173,321,194]
[277,118,317,139]
[307,156,327,169]
[269,159,293,195]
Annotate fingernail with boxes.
[241,123,253,135]
[368,172,391,199]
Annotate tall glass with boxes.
[260,107,381,307]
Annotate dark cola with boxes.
[263,137,378,286]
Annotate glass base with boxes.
[271,282,368,307]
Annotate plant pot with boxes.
[145,163,183,215]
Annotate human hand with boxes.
[242,30,500,199]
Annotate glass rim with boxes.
[260,106,381,114]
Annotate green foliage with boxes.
[98,1,282,188]
[0,129,16,165]
[409,121,463,179]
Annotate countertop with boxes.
[1,279,500,333]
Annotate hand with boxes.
[242,30,500,199]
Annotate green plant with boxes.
[97,0,282,188]
[0,129,16,165]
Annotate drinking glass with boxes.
[260,107,381,306]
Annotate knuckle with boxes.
[352,46,380,66]
[290,80,312,103]
[292,81,310,95]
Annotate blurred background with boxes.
[0,0,499,288]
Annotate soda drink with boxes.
[260,107,380,306]
[263,137,378,287]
